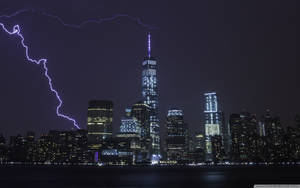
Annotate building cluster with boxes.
[228,111,300,163]
[1,97,300,165]
[0,34,300,166]
[0,130,90,164]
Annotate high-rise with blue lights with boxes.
[119,117,141,136]
[142,33,160,159]
[203,92,225,161]
[131,101,152,159]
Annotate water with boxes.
[0,165,299,188]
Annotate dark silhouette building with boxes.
[8,135,27,162]
[296,115,300,128]
[0,134,7,162]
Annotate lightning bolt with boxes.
[0,9,158,30]
[0,9,157,129]
[0,23,81,129]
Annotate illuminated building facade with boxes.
[131,102,151,143]
[258,121,266,137]
[42,130,88,163]
[117,108,145,163]
[97,137,134,165]
[142,33,160,157]
[211,135,224,162]
[262,110,284,146]
[229,112,260,162]
[187,132,205,163]
[203,92,225,161]
[192,132,205,163]
[129,101,151,162]
[87,100,113,150]
[165,109,188,162]
[103,108,142,165]
[68,129,89,163]
[261,110,285,161]
[119,117,141,137]
[194,132,205,150]
[33,135,54,162]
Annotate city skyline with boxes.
[1,1,300,187]
[0,1,299,141]
[0,28,298,139]
[1,98,299,165]
[0,27,297,139]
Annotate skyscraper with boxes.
[203,92,225,161]
[262,110,284,146]
[142,33,160,158]
[194,132,205,151]
[261,110,285,161]
[131,101,151,141]
[116,102,152,163]
[165,109,188,162]
[211,135,224,162]
[87,100,113,150]
[131,101,151,160]
[117,109,142,163]
[188,132,205,163]
[229,112,260,162]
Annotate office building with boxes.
[142,33,160,159]
[229,112,260,162]
[165,109,188,162]
[261,110,285,161]
[130,101,151,159]
[203,92,225,161]
[87,100,113,150]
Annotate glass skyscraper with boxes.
[165,109,188,162]
[142,33,160,158]
[204,92,221,136]
[87,100,113,150]
[203,92,224,161]
[131,101,151,142]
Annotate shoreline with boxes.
[0,163,299,169]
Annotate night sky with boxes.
[0,0,299,138]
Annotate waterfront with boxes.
[0,165,300,188]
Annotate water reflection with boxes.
[201,172,226,182]
[0,166,300,188]
[115,169,226,188]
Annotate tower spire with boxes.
[147,32,151,58]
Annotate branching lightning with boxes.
[0,9,158,29]
[0,23,80,129]
[0,9,157,129]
